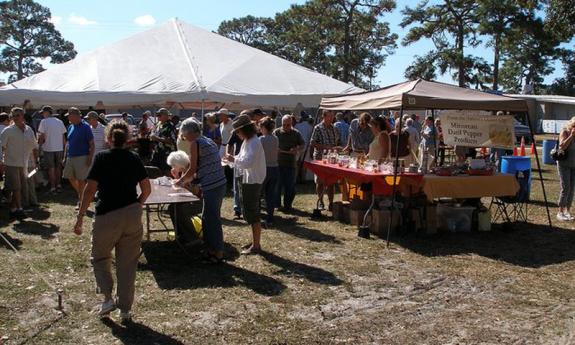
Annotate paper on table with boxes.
[168,192,195,197]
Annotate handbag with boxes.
[551,139,568,161]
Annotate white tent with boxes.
[0,18,361,108]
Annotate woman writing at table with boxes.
[174,118,227,263]
[73,120,151,323]
[367,116,390,161]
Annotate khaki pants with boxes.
[91,202,143,312]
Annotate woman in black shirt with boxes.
[74,120,151,324]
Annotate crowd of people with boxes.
[3,103,572,322]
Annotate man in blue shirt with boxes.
[63,107,94,208]
[333,112,349,148]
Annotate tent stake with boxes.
[386,107,404,248]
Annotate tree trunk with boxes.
[342,1,359,83]
[457,27,465,87]
[17,54,24,81]
[492,33,501,91]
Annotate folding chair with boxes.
[491,169,530,223]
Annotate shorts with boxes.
[43,151,64,168]
[4,166,26,192]
[63,155,90,180]
[240,183,262,225]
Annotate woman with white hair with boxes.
[174,118,227,263]
[166,150,203,246]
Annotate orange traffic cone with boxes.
[530,141,535,155]
[519,137,526,156]
[513,146,518,156]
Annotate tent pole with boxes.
[386,107,404,248]
[525,111,553,230]
[431,109,438,165]
[201,100,205,122]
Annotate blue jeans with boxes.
[233,174,242,215]
[202,183,226,252]
[277,166,296,209]
[263,167,279,222]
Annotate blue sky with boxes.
[13,0,567,88]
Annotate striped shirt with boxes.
[196,136,226,191]
[90,122,107,153]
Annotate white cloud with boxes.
[49,15,62,25]
[133,15,156,27]
[68,14,97,26]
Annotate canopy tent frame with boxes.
[319,79,552,246]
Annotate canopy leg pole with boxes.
[525,111,553,230]
[386,107,404,248]
[431,109,438,167]
[201,100,205,123]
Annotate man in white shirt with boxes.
[218,108,233,153]
[0,107,38,219]
[38,105,67,193]
[85,111,107,154]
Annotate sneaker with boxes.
[49,187,57,194]
[233,213,242,220]
[119,311,132,325]
[564,212,575,221]
[9,210,25,220]
[74,202,80,211]
[317,200,325,210]
[556,212,570,221]
[98,299,116,316]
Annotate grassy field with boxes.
[1,153,574,345]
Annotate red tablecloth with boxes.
[304,160,424,196]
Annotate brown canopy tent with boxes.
[316,79,551,243]
[320,79,528,112]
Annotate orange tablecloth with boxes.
[304,160,424,196]
[422,174,520,200]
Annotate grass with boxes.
[1,153,575,344]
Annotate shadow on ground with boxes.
[13,220,59,239]
[101,317,185,345]
[0,231,23,250]
[139,241,286,296]
[273,218,342,244]
[260,251,343,286]
[391,223,575,268]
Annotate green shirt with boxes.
[273,127,304,167]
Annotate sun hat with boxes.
[156,108,170,116]
[66,107,81,116]
[231,114,255,133]
[84,111,99,120]
[41,105,53,113]
[216,108,229,116]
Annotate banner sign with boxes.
[442,114,515,149]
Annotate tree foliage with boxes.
[545,0,575,41]
[498,16,562,93]
[547,50,575,96]
[218,0,398,89]
[0,0,76,82]
[400,0,480,87]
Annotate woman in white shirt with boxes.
[225,114,266,255]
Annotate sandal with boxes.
[241,246,262,255]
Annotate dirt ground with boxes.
[1,156,574,345]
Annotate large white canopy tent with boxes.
[0,18,361,109]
